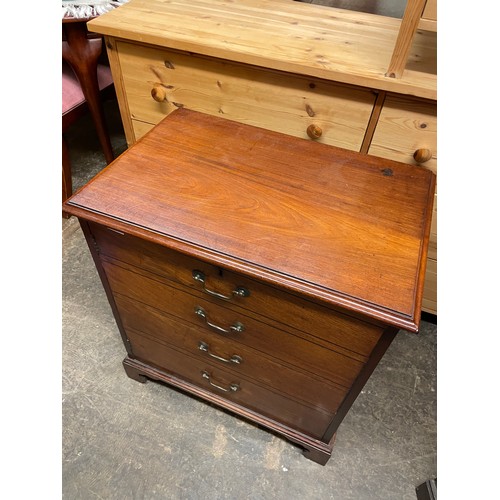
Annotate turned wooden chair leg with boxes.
[62,136,72,218]
[63,21,115,164]
[75,62,115,164]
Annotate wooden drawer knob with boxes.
[306,124,322,140]
[413,148,433,163]
[151,84,167,102]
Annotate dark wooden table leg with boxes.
[62,136,72,216]
[62,19,114,164]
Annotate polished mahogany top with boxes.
[64,108,435,331]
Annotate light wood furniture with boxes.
[87,0,437,314]
[63,108,435,465]
[420,0,437,31]
[386,0,437,79]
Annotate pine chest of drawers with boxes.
[63,108,435,465]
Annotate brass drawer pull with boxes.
[192,270,250,300]
[198,341,242,364]
[201,371,239,392]
[194,306,245,334]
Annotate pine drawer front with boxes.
[115,294,348,414]
[126,327,333,439]
[102,260,365,390]
[421,258,437,313]
[368,94,437,173]
[422,193,437,312]
[90,222,384,359]
[427,192,437,262]
[116,41,376,151]
[131,119,154,142]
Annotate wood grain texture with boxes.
[114,294,349,414]
[125,328,334,439]
[423,0,437,20]
[369,94,437,173]
[421,258,436,312]
[65,108,435,331]
[88,221,384,359]
[385,0,428,79]
[102,36,136,146]
[321,325,398,442]
[101,260,365,389]
[88,0,436,99]
[428,192,437,261]
[65,107,436,465]
[131,119,153,142]
[115,41,376,150]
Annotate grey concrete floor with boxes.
[63,1,436,496]
[62,99,436,499]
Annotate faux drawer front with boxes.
[126,327,333,440]
[116,41,376,151]
[115,294,349,414]
[90,222,384,359]
[102,260,365,389]
[369,94,437,174]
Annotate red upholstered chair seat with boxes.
[62,61,113,116]
[62,21,116,216]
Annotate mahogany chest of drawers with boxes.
[63,108,435,465]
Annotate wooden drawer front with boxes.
[126,327,332,439]
[421,192,436,314]
[131,119,153,142]
[422,0,437,22]
[115,294,348,414]
[369,94,437,174]
[422,192,436,314]
[422,258,437,314]
[102,260,364,389]
[428,192,437,261]
[90,222,384,359]
[117,41,376,151]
